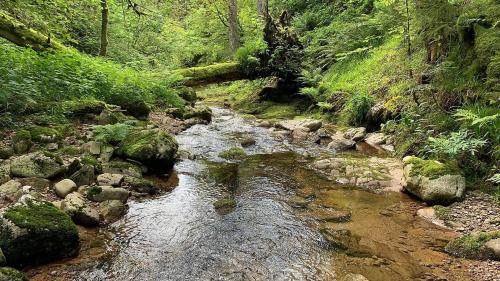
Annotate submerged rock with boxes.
[402,157,465,205]
[0,199,79,267]
[116,129,178,172]
[99,200,127,224]
[10,152,64,179]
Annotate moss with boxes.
[177,87,197,104]
[12,130,31,143]
[29,126,62,143]
[81,156,99,166]
[62,99,107,117]
[433,205,450,220]
[213,198,237,209]
[405,157,461,179]
[56,146,81,156]
[219,147,246,160]
[174,62,241,81]
[0,267,28,281]
[86,186,102,197]
[445,231,500,260]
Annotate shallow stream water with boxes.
[45,108,469,281]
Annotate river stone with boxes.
[54,179,77,198]
[313,208,352,223]
[0,267,27,281]
[344,273,369,281]
[83,186,130,203]
[327,133,356,152]
[292,127,310,141]
[344,127,367,142]
[0,180,23,203]
[275,120,301,131]
[102,161,143,178]
[301,119,322,132]
[403,164,465,205]
[97,173,124,187]
[60,192,99,226]
[240,137,256,147]
[365,132,387,146]
[0,199,79,267]
[99,200,127,224]
[10,152,64,179]
[122,176,159,194]
[485,238,500,260]
[116,129,178,172]
[69,165,96,187]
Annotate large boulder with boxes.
[0,199,79,267]
[60,192,100,226]
[402,157,465,205]
[10,152,64,179]
[116,129,178,172]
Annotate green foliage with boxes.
[405,156,461,179]
[433,205,450,221]
[236,40,267,76]
[445,231,500,260]
[0,267,28,281]
[219,147,246,160]
[426,131,487,159]
[92,123,131,145]
[341,93,374,126]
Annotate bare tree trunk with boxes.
[228,0,240,54]
[257,0,269,20]
[404,0,413,78]
[99,0,109,56]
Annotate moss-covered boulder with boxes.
[0,267,27,281]
[102,161,143,178]
[10,152,65,179]
[29,126,62,143]
[116,129,178,172]
[402,156,465,205]
[0,199,80,267]
[62,99,106,117]
[183,106,212,122]
[97,109,131,125]
[177,87,197,105]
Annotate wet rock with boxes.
[275,119,322,132]
[99,200,127,224]
[327,133,356,152]
[0,180,23,203]
[10,152,64,179]
[122,176,159,194]
[301,119,322,132]
[258,120,272,128]
[116,129,178,172]
[320,228,358,250]
[102,161,143,178]
[343,127,367,142]
[365,132,387,146]
[485,239,500,260]
[313,208,352,223]
[287,196,309,208]
[240,137,256,147]
[69,165,96,187]
[97,173,124,187]
[403,157,465,205]
[275,120,300,131]
[60,192,100,226]
[54,179,77,198]
[0,267,27,281]
[0,199,79,267]
[81,186,130,203]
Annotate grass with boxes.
[219,147,246,160]
[445,231,500,260]
[433,205,451,220]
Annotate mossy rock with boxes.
[109,98,150,120]
[62,99,107,117]
[10,152,65,179]
[445,231,500,260]
[123,176,159,194]
[213,198,237,209]
[177,87,197,105]
[403,157,461,179]
[102,160,143,178]
[0,200,79,267]
[116,129,178,172]
[219,147,246,160]
[0,267,27,281]
[98,109,132,125]
[0,146,13,160]
[183,106,212,122]
[29,126,62,143]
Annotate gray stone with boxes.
[61,192,100,226]
[84,186,130,203]
[10,152,64,179]
[300,119,322,132]
[292,127,309,141]
[0,180,23,203]
[69,165,95,187]
[99,200,127,224]
[54,179,78,198]
[240,137,256,147]
[343,127,366,142]
[365,132,387,146]
[83,141,101,155]
[485,238,500,260]
[327,133,356,152]
[97,173,124,187]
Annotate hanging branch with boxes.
[204,0,229,27]
[126,0,149,16]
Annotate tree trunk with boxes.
[0,11,64,51]
[228,0,240,54]
[99,0,109,57]
[257,0,269,20]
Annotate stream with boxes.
[43,107,470,281]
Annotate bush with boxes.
[92,123,131,145]
[341,92,374,126]
[236,41,267,77]
[426,131,487,160]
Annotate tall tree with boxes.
[99,0,109,56]
[228,0,240,54]
[257,0,269,20]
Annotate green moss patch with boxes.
[405,157,461,179]
[219,147,246,160]
[433,205,451,221]
[62,99,107,117]
[0,267,28,281]
[29,126,62,143]
[12,130,31,143]
[213,198,237,209]
[445,231,500,260]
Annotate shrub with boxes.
[445,231,500,260]
[426,131,487,160]
[92,123,131,145]
[236,41,267,77]
[341,93,374,126]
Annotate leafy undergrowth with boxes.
[445,231,500,260]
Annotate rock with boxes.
[417,207,447,227]
[60,192,99,226]
[258,120,272,128]
[102,161,143,178]
[83,141,101,155]
[0,146,13,160]
[10,152,64,179]
[46,143,59,151]
[12,130,32,154]
[403,157,465,205]
[365,132,387,146]
[122,176,159,194]
[275,120,301,131]
[116,129,178,172]
[0,163,10,185]
[320,228,358,250]
[300,119,322,132]
[292,127,309,141]
[177,87,197,105]
[327,133,356,152]
[0,180,23,203]
[54,179,77,198]
[0,199,79,267]
[287,196,309,208]
[99,200,127,224]
[366,101,394,128]
[99,145,114,162]
[213,198,237,209]
[182,106,212,123]
[343,127,367,142]
[240,137,256,147]
[97,108,129,125]
[97,173,124,187]
[82,186,130,203]
[380,144,395,152]
[0,267,27,281]
[485,238,500,260]
[69,165,96,187]
[29,126,61,143]
[344,273,369,281]
[313,208,352,223]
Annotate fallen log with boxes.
[173,62,245,86]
